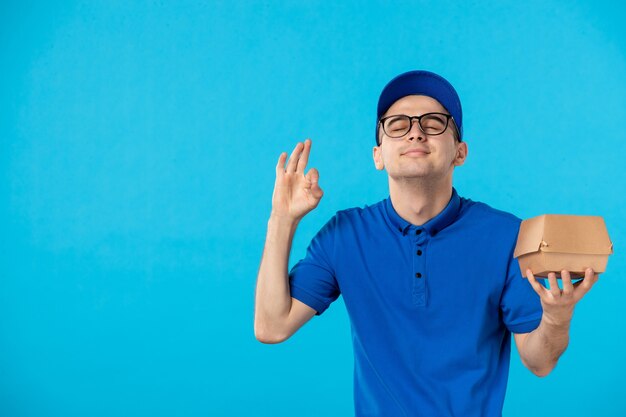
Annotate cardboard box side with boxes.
[544,252,609,275]
[518,251,609,278]
[542,215,612,255]
[517,252,542,277]
[513,215,546,258]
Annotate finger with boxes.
[306,168,323,199]
[286,142,303,173]
[275,152,287,177]
[561,269,574,297]
[574,267,599,299]
[296,139,311,173]
[306,167,319,184]
[547,272,561,299]
[526,269,548,298]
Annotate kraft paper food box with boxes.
[513,214,613,279]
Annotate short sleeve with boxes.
[289,215,341,316]
[500,245,545,334]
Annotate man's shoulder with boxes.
[334,199,387,221]
[307,200,386,245]
[317,199,387,234]
[461,196,522,229]
[458,196,524,252]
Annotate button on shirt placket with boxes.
[411,228,428,307]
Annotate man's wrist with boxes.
[269,211,301,227]
[540,312,573,332]
[268,211,300,230]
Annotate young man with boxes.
[254,70,599,417]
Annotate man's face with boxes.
[372,95,468,182]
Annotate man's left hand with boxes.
[526,268,600,326]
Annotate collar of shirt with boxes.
[384,187,462,237]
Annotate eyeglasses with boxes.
[378,112,455,140]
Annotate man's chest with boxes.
[333,231,506,320]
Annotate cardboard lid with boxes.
[513,214,613,257]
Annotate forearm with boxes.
[519,316,571,377]
[254,214,300,339]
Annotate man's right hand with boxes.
[255,138,321,343]
[271,138,323,222]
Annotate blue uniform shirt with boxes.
[289,187,544,417]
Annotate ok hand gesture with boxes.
[272,139,324,222]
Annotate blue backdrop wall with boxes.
[1,1,625,416]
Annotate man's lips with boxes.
[402,148,430,155]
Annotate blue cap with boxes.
[376,70,463,144]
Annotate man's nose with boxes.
[407,119,424,141]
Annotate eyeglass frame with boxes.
[377,112,461,145]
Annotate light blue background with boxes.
[1,1,625,416]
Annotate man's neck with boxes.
[388,176,453,226]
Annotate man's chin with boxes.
[387,166,453,181]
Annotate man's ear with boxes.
[373,145,385,170]
[453,141,468,167]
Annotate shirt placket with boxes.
[411,227,428,307]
